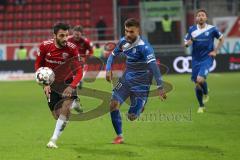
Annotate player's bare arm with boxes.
[209,36,224,57]
[62,86,74,97]
[43,85,51,99]
[184,39,193,48]
[106,70,112,82]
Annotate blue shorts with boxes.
[191,58,213,82]
[112,72,151,116]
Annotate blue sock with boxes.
[200,82,208,95]
[110,110,122,136]
[195,87,204,107]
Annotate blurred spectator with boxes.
[0,0,7,11]
[226,0,233,11]
[93,43,103,58]
[15,0,25,5]
[96,16,107,40]
[0,0,7,5]
[16,44,27,60]
[161,14,173,44]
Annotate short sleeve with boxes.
[143,45,156,63]
[184,27,192,42]
[213,27,223,39]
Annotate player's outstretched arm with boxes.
[209,36,224,57]
[148,62,167,101]
[184,39,193,48]
[43,85,51,101]
[106,54,114,82]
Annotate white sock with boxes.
[51,115,67,142]
[70,99,76,109]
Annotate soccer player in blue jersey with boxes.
[184,9,224,113]
[106,18,167,144]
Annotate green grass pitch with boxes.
[0,73,239,160]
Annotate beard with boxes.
[125,36,137,43]
[56,39,67,48]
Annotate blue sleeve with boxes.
[184,27,192,42]
[213,27,223,39]
[143,45,156,63]
[143,44,163,88]
[106,53,114,71]
[148,62,163,88]
[112,37,128,56]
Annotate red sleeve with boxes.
[35,43,46,71]
[70,48,83,88]
[85,39,93,57]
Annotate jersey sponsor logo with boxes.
[132,48,136,54]
[173,56,216,73]
[62,52,69,59]
[45,58,65,65]
[205,32,209,36]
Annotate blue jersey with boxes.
[184,24,222,62]
[106,36,162,87]
[112,36,156,71]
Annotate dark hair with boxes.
[53,22,70,34]
[196,9,208,17]
[124,18,140,28]
[73,25,84,33]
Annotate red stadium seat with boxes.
[0,22,3,30]
[6,21,14,30]
[35,0,43,4]
[35,4,43,12]
[15,13,23,20]
[55,4,61,11]
[65,4,71,11]
[72,4,81,10]
[6,31,14,37]
[45,4,52,11]
[84,3,90,10]
[15,5,24,12]
[24,12,33,20]
[6,5,14,12]
[16,30,24,37]
[35,12,42,20]
[62,11,71,19]
[43,12,52,20]
[0,5,4,11]
[15,21,23,29]
[53,12,61,19]
[23,21,32,29]
[45,20,52,28]
[6,13,14,21]
[8,0,15,4]
[0,14,4,21]
[25,5,33,12]
[44,0,52,3]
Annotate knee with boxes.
[110,100,120,112]
[128,113,137,121]
[196,76,205,84]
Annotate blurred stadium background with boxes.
[0,0,240,79]
[0,0,240,160]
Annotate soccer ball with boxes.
[35,67,55,85]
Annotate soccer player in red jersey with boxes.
[68,25,93,89]
[35,22,83,148]
[68,25,93,63]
